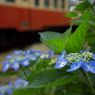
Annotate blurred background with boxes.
[0,0,77,85]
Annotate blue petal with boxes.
[45,50,53,54]
[15,79,22,84]
[6,54,14,59]
[27,54,37,61]
[14,84,21,88]
[34,50,42,56]
[21,58,30,66]
[81,62,90,72]
[54,58,68,69]
[22,81,29,87]
[6,89,13,94]
[0,93,5,95]
[11,61,20,70]
[9,81,13,86]
[67,59,83,72]
[57,50,66,61]
[3,62,10,72]
[80,50,86,53]
[89,61,95,67]
[13,50,22,54]
[92,54,95,60]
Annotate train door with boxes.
[18,0,31,30]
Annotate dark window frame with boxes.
[44,0,49,7]
[54,0,57,9]
[62,0,64,9]
[35,0,39,6]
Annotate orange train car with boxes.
[0,0,71,32]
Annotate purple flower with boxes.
[67,59,83,72]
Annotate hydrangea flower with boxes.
[45,50,54,59]
[14,79,29,88]
[54,50,95,73]
[1,48,47,72]
[0,79,28,95]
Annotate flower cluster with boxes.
[0,79,28,95]
[69,0,94,11]
[1,49,46,72]
[54,50,95,73]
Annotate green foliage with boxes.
[65,19,88,53]
[65,12,78,18]
[0,72,19,78]
[26,69,78,88]
[76,1,91,11]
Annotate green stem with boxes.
[20,65,28,79]
[80,68,95,95]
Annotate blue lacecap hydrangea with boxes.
[0,79,28,95]
[1,49,46,72]
[54,50,95,73]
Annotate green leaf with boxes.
[90,41,95,53]
[85,33,95,41]
[76,1,91,11]
[0,72,19,78]
[74,69,95,86]
[60,25,72,41]
[73,19,95,26]
[80,12,93,19]
[12,88,37,95]
[39,31,61,40]
[36,59,51,73]
[18,69,32,81]
[26,69,78,88]
[65,19,88,53]
[65,12,78,18]
[44,39,66,53]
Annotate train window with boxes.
[62,0,64,9]
[4,0,15,2]
[44,0,49,7]
[35,0,39,6]
[54,0,57,9]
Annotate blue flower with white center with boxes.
[92,54,95,60]
[26,54,37,61]
[57,50,66,61]
[34,50,42,56]
[45,50,54,59]
[14,79,29,88]
[14,79,22,88]
[22,81,29,87]
[82,61,95,73]
[11,61,20,70]
[3,61,10,72]
[0,93,5,95]
[54,58,68,69]
[21,58,30,66]
[67,59,83,72]
[6,54,14,59]
[30,49,36,53]
[13,50,22,55]
[6,89,13,95]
